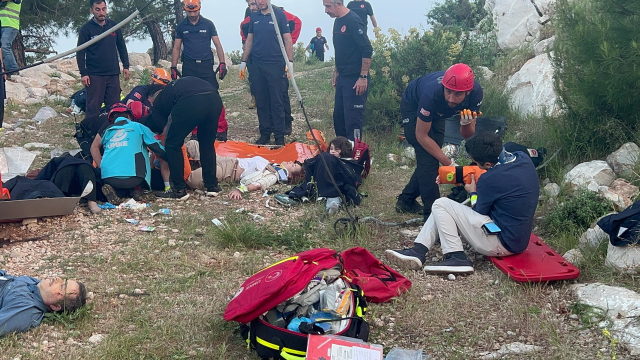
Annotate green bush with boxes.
[228,50,242,65]
[552,0,640,157]
[541,190,613,237]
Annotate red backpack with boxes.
[352,138,371,178]
[224,248,341,324]
[341,247,412,303]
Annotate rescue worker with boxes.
[240,0,294,146]
[142,76,223,200]
[323,0,373,141]
[0,0,21,76]
[123,68,170,108]
[395,64,482,219]
[346,0,378,31]
[306,27,329,62]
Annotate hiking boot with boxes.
[255,134,271,145]
[205,184,222,197]
[274,193,299,206]
[101,184,123,205]
[423,252,474,274]
[385,247,427,270]
[275,136,285,147]
[248,95,256,109]
[155,188,190,201]
[395,199,424,215]
[285,121,292,135]
[216,129,228,142]
[132,187,143,201]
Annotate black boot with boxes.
[255,134,271,145]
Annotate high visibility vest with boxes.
[0,1,21,30]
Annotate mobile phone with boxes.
[482,222,502,235]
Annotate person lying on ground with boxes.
[0,271,87,336]
[385,132,540,274]
[183,140,303,199]
[90,103,167,205]
[35,155,102,214]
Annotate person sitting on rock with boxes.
[183,140,303,199]
[90,103,167,204]
[385,132,540,274]
[0,270,87,336]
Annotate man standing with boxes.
[241,0,259,109]
[171,0,227,90]
[306,27,329,62]
[240,0,293,146]
[0,0,21,76]
[395,64,482,219]
[1,271,87,336]
[346,0,377,31]
[77,0,130,119]
[323,0,372,141]
[386,132,540,274]
[143,76,223,200]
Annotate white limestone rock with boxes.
[610,179,639,201]
[606,243,640,274]
[606,142,640,178]
[26,87,49,99]
[578,225,608,249]
[563,160,616,190]
[505,53,558,116]
[128,52,152,67]
[534,36,555,56]
[5,81,29,103]
[491,0,542,49]
[543,182,560,198]
[477,66,495,80]
[563,248,583,265]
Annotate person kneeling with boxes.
[385,132,539,274]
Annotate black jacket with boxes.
[77,18,129,76]
[598,200,640,246]
[3,176,65,200]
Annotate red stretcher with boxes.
[214,130,328,163]
[488,234,580,282]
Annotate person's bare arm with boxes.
[241,34,254,61]
[283,33,293,62]
[370,15,378,28]
[460,121,476,139]
[353,58,371,95]
[171,39,182,67]
[211,36,225,64]
[415,119,452,165]
[90,135,103,167]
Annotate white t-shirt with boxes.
[237,156,270,179]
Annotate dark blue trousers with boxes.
[333,74,368,141]
[254,62,286,138]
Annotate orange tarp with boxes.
[214,130,328,163]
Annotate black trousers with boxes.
[254,62,286,138]
[282,78,294,130]
[314,51,325,62]
[333,74,368,141]
[53,164,98,201]
[103,176,145,197]
[86,74,121,119]
[397,99,446,217]
[182,57,219,90]
[165,92,222,191]
[0,75,5,129]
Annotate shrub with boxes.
[552,0,640,157]
[228,50,242,65]
[541,190,613,237]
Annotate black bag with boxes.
[70,88,88,112]
[241,282,370,360]
[597,200,640,247]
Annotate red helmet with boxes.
[108,102,133,122]
[183,0,201,11]
[442,63,475,92]
[316,27,322,32]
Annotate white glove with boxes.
[239,62,247,73]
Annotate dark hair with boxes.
[146,83,164,97]
[89,0,105,7]
[464,132,502,165]
[329,136,352,157]
[59,281,87,314]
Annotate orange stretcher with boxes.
[214,130,328,163]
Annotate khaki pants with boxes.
[414,198,512,256]
[186,156,238,190]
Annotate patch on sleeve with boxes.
[527,149,539,158]
[134,92,142,99]
[420,108,430,117]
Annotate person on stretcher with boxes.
[385,132,540,274]
[183,140,303,199]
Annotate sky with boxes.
[54,0,439,60]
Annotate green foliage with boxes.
[293,42,307,63]
[427,0,490,31]
[42,303,93,329]
[365,0,497,133]
[569,302,611,330]
[552,0,640,157]
[228,50,242,66]
[138,68,151,86]
[541,190,613,237]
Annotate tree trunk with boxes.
[145,20,168,64]
[174,0,184,27]
[11,30,26,68]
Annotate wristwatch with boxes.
[359,74,368,79]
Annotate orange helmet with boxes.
[151,68,171,85]
[442,63,475,92]
[183,0,201,11]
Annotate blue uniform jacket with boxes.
[100,117,166,187]
[0,270,47,336]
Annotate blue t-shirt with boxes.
[0,270,47,336]
[402,71,484,124]
[248,8,291,64]
[473,152,540,254]
[175,16,217,61]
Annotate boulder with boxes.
[477,66,494,80]
[532,0,555,16]
[24,98,44,105]
[20,64,55,77]
[607,243,640,273]
[128,53,152,67]
[491,0,542,49]
[563,248,583,264]
[5,81,29,103]
[606,142,640,178]
[563,160,616,190]
[52,58,79,72]
[598,186,629,211]
[534,36,555,56]
[13,75,49,88]
[505,53,558,116]
[578,225,608,249]
[543,182,560,198]
[572,283,640,355]
[26,87,49,99]
[157,59,171,69]
[32,106,57,125]
[610,179,640,201]
[133,64,145,72]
